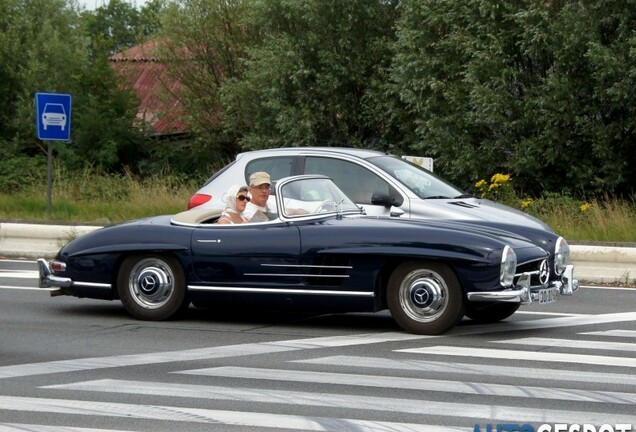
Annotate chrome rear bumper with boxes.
[466,265,579,305]
[37,258,72,295]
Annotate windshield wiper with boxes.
[453,194,476,199]
[424,195,452,199]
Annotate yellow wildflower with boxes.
[490,173,511,185]
[580,202,592,212]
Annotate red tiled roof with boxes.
[110,40,188,135]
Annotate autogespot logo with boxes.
[473,424,633,432]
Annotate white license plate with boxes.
[537,288,558,304]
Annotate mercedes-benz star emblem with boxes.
[539,260,549,285]
[413,288,429,305]
[141,276,156,292]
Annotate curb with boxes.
[1,222,634,284]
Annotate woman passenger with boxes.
[218,185,250,224]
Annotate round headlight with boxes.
[500,245,517,287]
[554,237,570,275]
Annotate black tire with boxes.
[464,302,520,323]
[117,254,189,321]
[387,261,465,335]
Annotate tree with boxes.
[0,0,144,191]
[155,0,257,166]
[221,0,399,150]
[0,0,91,189]
[389,0,636,196]
[81,0,141,57]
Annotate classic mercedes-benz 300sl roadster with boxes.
[38,175,578,334]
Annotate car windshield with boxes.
[279,177,361,217]
[369,155,466,199]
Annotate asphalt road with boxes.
[0,259,635,431]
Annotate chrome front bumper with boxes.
[466,264,579,305]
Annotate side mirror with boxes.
[371,192,404,208]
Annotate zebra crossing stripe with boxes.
[0,424,135,432]
[451,311,636,335]
[496,337,636,352]
[177,366,636,404]
[0,271,38,278]
[0,397,462,432]
[39,379,636,424]
[396,345,636,368]
[0,332,430,379]
[294,355,636,386]
[581,330,636,338]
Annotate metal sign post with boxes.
[35,92,72,217]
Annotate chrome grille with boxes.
[515,258,550,288]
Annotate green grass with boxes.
[529,196,636,243]
[1,168,634,243]
[0,168,199,225]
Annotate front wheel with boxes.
[464,302,520,323]
[117,254,189,321]
[387,261,465,335]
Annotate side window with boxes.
[304,157,390,205]
[245,157,295,185]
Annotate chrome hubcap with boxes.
[128,258,174,309]
[399,269,448,322]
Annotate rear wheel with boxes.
[117,254,189,320]
[464,302,520,323]
[387,261,465,335]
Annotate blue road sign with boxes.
[36,93,72,141]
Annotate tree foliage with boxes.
[0,0,145,191]
[0,0,634,199]
[221,0,399,150]
[155,0,257,163]
[388,0,636,196]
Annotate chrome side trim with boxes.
[188,285,374,297]
[73,282,112,288]
[261,263,353,269]
[244,273,349,278]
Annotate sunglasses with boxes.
[237,195,251,202]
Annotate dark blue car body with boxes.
[39,176,578,334]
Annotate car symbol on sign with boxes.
[42,103,67,131]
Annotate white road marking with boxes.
[0,424,136,432]
[0,397,462,432]
[496,337,636,352]
[579,285,635,290]
[177,366,636,404]
[0,285,55,291]
[515,311,587,317]
[0,332,430,379]
[295,355,636,385]
[452,311,636,336]
[0,271,38,278]
[396,346,636,368]
[39,380,636,424]
[0,260,37,263]
[582,329,636,338]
